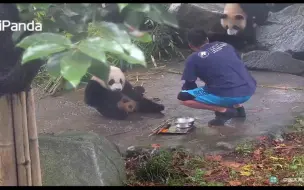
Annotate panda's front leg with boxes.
[97,104,129,120]
[122,81,145,101]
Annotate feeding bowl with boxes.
[175,117,195,129]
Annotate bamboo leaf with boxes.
[130,32,152,43]
[119,44,146,66]
[46,52,68,77]
[96,22,131,44]
[22,44,67,64]
[17,33,72,49]
[78,39,107,63]
[60,51,92,88]
[80,37,124,55]
[87,59,110,83]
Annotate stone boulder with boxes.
[244,4,304,75]
[242,51,304,75]
[169,3,224,32]
[39,132,126,186]
[256,4,304,52]
[168,3,224,48]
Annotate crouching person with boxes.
[177,27,257,126]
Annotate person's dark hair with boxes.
[186,27,208,47]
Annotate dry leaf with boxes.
[240,171,251,176]
[254,149,261,155]
[205,170,213,176]
[269,156,284,161]
[256,136,268,141]
[257,164,263,169]
[240,165,253,176]
[206,155,222,162]
[151,144,160,148]
[228,180,242,186]
[221,161,242,169]
[253,148,262,160]
[278,143,286,147]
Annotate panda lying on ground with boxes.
[84,66,165,120]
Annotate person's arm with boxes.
[181,55,198,90]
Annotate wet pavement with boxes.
[35,65,304,155]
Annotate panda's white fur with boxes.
[91,66,126,92]
[221,4,247,36]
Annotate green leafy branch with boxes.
[16,3,178,89]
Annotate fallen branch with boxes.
[148,119,173,137]
[166,69,182,75]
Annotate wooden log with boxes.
[11,94,27,185]
[20,92,32,186]
[26,90,42,186]
[0,95,17,186]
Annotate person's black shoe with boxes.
[236,106,246,118]
[208,108,238,126]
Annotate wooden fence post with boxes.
[0,89,42,186]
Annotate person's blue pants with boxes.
[179,87,251,108]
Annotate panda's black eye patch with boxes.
[120,79,123,84]
[235,15,244,20]
[108,79,115,86]
[128,105,133,110]
[220,14,228,19]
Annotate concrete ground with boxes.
[35,64,304,155]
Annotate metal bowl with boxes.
[175,117,195,128]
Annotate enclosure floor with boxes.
[35,64,304,154]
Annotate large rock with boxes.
[39,132,126,186]
[169,3,224,32]
[242,51,304,75]
[168,3,224,48]
[256,4,304,52]
[244,4,304,75]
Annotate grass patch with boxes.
[125,117,304,186]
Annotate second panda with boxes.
[84,66,165,120]
[208,3,271,51]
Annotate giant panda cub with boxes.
[84,66,165,120]
[208,3,271,51]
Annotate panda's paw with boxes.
[133,86,145,95]
[156,103,165,111]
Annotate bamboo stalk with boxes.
[148,119,173,137]
[0,95,17,186]
[11,94,27,186]
[20,92,32,186]
[26,90,42,186]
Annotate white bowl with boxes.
[175,117,195,128]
